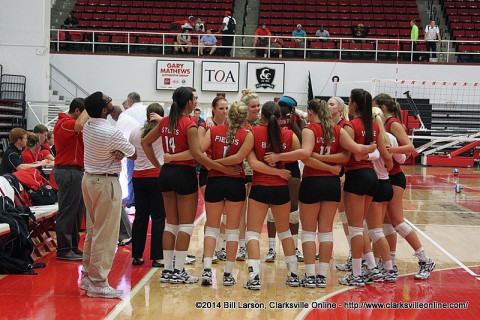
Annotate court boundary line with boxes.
[405,218,479,278]
[294,264,480,320]
[104,210,206,320]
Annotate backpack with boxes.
[227,16,236,33]
[12,169,57,206]
[0,192,36,275]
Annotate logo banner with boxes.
[202,61,240,92]
[156,60,194,90]
[247,62,285,93]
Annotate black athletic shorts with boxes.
[198,167,208,187]
[372,179,394,202]
[249,185,290,205]
[344,167,379,197]
[299,176,341,204]
[204,176,246,202]
[389,171,406,190]
[285,161,301,179]
[159,164,198,195]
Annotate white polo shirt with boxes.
[83,118,135,175]
[129,126,164,171]
[124,102,147,126]
[425,25,439,41]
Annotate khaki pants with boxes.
[81,173,122,286]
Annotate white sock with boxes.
[365,252,376,269]
[215,235,223,251]
[383,259,393,271]
[317,262,329,277]
[285,255,298,275]
[247,259,260,279]
[390,251,396,265]
[175,251,187,271]
[164,250,174,271]
[352,258,362,276]
[225,261,234,274]
[415,247,428,262]
[305,264,315,277]
[239,239,246,248]
[375,256,380,265]
[268,237,276,250]
[204,257,212,270]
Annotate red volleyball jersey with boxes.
[337,119,348,128]
[344,117,379,172]
[251,125,293,186]
[302,123,343,177]
[384,117,403,175]
[207,124,248,179]
[158,115,197,167]
[278,114,302,131]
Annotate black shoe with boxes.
[57,250,83,261]
[152,261,164,268]
[118,238,132,246]
[132,258,144,266]
[72,248,83,255]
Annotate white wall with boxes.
[50,54,480,108]
[0,0,51,101]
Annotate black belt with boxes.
[55,165,83,171]
[86,172,119,177]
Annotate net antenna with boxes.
[403,90,426,130]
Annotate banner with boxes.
[201,61,240,92]
[246,62,285,93]
[156,60,194,90]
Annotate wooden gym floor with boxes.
[0,165,479,319]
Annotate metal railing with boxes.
[50,29,480,63]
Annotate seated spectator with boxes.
[46,131,56,156]
[271,33,285,58]
[174,25,193,54]
[63,11,78,28]
[315,25,330,41]
[252,23,271,51]
[351,23,370,42]
[0,128,46,175]
[199,29,217,55]
[21,133,44,164]
[33,124,55,162]
[174,15,195,30]
[56,26,71,51]
[194,17,206,33]
[292,24,307,47]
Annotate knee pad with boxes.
[368,228,385,243]
[289,210,299,224]
[277,230,292,241]
[205,226,220,240]
[339,211,348,224]
[245,231,260,244]
[178,224,194,237]
[382,224,396,237]
[165,223,179,236]
[267,208,275,222]
[301,231,316,243]
[348,226,363,240]
[226,229,240,242]
[395,222,412,238]
[317,232,333,243]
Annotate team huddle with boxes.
[144,86,435,290]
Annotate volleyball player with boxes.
[274,96,305,262]
[235,89,262,261]
[244,101,300,290]
[200,101,253,286]
[142,87,237,284]
[374,93,436,280]
[265,99,374,288]
[198,96,229,261]
[337,88,391,287]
